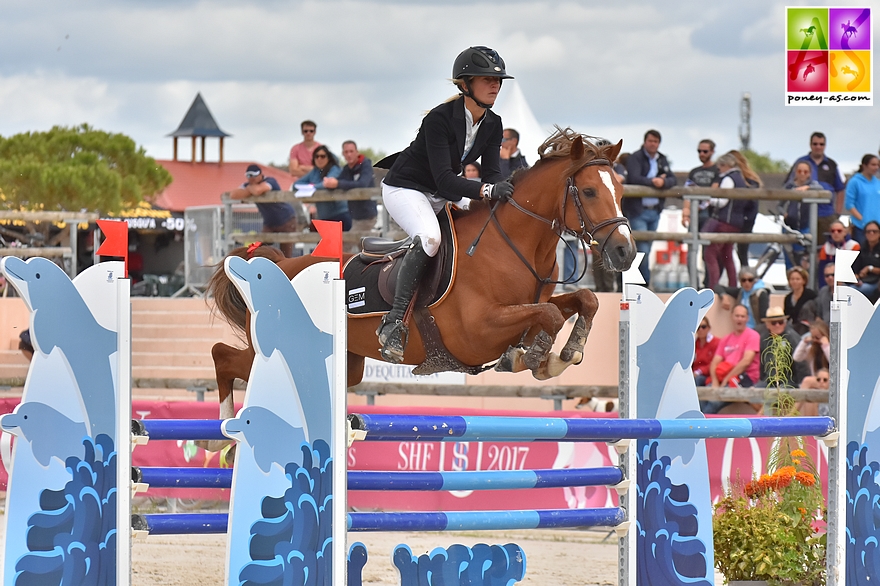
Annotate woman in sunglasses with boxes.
[715,265,770,329]
[692,317,718,386]
[373,46,514,363]
[295,146,351,231]
[851,220,880,302]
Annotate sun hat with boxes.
[761,306,788,322]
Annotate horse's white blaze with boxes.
[597,169,631,238]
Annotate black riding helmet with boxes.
[452,46,513,109]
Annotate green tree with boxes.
[742,149,791,174]
[0,124,172,213]
[358,147,387,164]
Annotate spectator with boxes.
[755,306,807,388]
[818,220,859,278]
[295,146,351,231]
[793,317,831,387]
[786,132,846,239]
[613,153,628,183]
[850,220,880,302]
[845,154,880,245]
[692,316,719,386]
[783,160,826,268]
[499,128,528,179]
[703,153,751,288]
[682,139,718,233]
[704,304,760,414]
[798,367,830,417]
[464,162,482,180]
[801,367,830,392]
[727,150,762,268]
[784,266,817,336]
[715,265,770,329]
[323,141,377,234]
[624,129,677,285]
[289,120,322,179]
[806,264,837,324]
[229,164,298,257]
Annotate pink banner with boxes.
[0,400,829,509]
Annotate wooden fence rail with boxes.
[0,377,828,410]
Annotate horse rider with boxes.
[375,46,515,363]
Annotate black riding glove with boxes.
[481,181,514,202]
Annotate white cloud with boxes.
[0,0,876,174]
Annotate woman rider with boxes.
[375,46,515,363]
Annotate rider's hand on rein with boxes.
[482,181,514,202]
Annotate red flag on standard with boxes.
[311,219,343,277]
[96,219,129,277]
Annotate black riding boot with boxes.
[376,237,430,363]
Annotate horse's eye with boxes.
[581,188,596,198]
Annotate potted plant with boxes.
[712,331,826,585]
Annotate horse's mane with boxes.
[512,126,618,183]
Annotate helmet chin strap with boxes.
[461,77,500,110]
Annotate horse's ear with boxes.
[571,136,584,161]
[609,139,623,163]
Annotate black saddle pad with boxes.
[343,206,457,316]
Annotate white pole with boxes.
[115,276,132,586]
[331,275,348,586]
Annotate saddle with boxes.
[342,206,456,316]
[342,206,487,375]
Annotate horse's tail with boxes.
[207,244,287,337]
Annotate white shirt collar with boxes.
[463,106,484,161]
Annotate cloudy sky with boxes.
[1,0,876,173]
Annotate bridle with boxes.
[492,157,631,291]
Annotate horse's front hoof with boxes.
[495,346,521,372]
[560,316,587,363]
[523,331,553,371]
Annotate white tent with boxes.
[492,80,549,166]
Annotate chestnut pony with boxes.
[206,128,635,425]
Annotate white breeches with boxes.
[382,183,469,257]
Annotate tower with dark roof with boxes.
[168,93,231,163]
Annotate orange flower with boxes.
[792,459,802,466]
[796,471,816,486]
[791,449,807,458]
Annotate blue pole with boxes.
[134,508,624,535]
[138,419,227,441]
[347,508,625,532]
[135,467,233,489]
[350,414,835,441]
[135,514,229,535]
[348,467,624,491]
[138,415,836,442]
[134,466,624,491]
